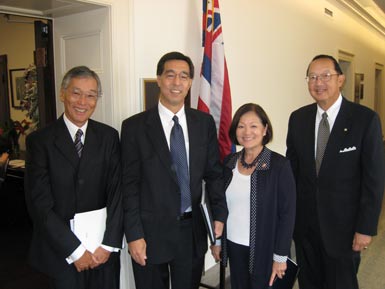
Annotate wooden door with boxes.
[34,20,57,128]
[0,55,10,124]
[53,7,113,126]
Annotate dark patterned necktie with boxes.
[74,129,83,158]
[316,112,330,175]
[170,115,191,214]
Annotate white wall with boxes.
[81,0,385,278]
[123,0,385,154]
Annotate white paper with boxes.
[73,207,106,253]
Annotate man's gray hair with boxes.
[61,66,102,97]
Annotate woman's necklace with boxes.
[240,147,263,169]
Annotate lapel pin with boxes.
[344,128,348,132]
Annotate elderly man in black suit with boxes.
[121,51,228,289]
[25,66,122,289]
[286,54,384,289]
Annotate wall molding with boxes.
[335,0,385,36]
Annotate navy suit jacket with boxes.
[121,106,228,263]
[25,116,123,278]
[222,148,296,289]
[286,97,384,257]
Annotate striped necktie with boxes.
[74,129,83,158]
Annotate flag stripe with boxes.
[199,0,233,161]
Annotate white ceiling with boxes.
[0,0,103,18]
[336,0,385,35]
[0,0,384,33]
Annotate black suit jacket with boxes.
[286,97,384,257]
[25,116,123,278]
[121,106,228,263]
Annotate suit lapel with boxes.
[54,117,79,169]
[145,108,177,182]
[323,98,352,163]
[79,120,100,170]
[305,104,317,175]
[185,109,200,185]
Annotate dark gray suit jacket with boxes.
[286,97,384,257]
[121,106,228,263]
[25,116,123,278]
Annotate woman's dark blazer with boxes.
[222,147,296,289]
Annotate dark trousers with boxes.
[227,239,253,289]
[296,225,360,289]
[132,218,204,289]
[51,252,120,289]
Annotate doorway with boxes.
[0,13,52,153]
[0,5,116,289]
[338,50,355,101]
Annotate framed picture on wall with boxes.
[9,68,26,109]
[141,78,191,111]
[142,78,159,111]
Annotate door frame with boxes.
[0,54,10,124]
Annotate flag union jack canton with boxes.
[198,0,233,161]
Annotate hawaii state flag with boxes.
[198,0,233,161]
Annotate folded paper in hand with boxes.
[200,181,216,245]
[71,207,106,253]
[272,257,299,289]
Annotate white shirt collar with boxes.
[317,94,342,127]
[158,101,185,123]
[63,113,88,142]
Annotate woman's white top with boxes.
[226,162,251,246]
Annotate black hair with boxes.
[156,51,194,78]
[229,103,273,146]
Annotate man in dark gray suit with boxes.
[121,51,228,289]
[286,54,384,289]
[25,66,122,289]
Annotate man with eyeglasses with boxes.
[121,51,228,289]
[286,54,384,289]
[25,66,123,289]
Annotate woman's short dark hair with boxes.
[156,51,194,79]
[229,103,273,146]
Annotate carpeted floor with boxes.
[0,223,50,289]
[356,196,385,289]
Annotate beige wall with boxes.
[2,1,385,154]
[117,0,385,273]
[0,15,39,151]
[0,14,35,126]
[125,0,385,154]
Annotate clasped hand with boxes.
[74,246,111,272]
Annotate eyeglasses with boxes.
[68,88,99,101]
[163,71,190,82]
[305,73,339,83]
